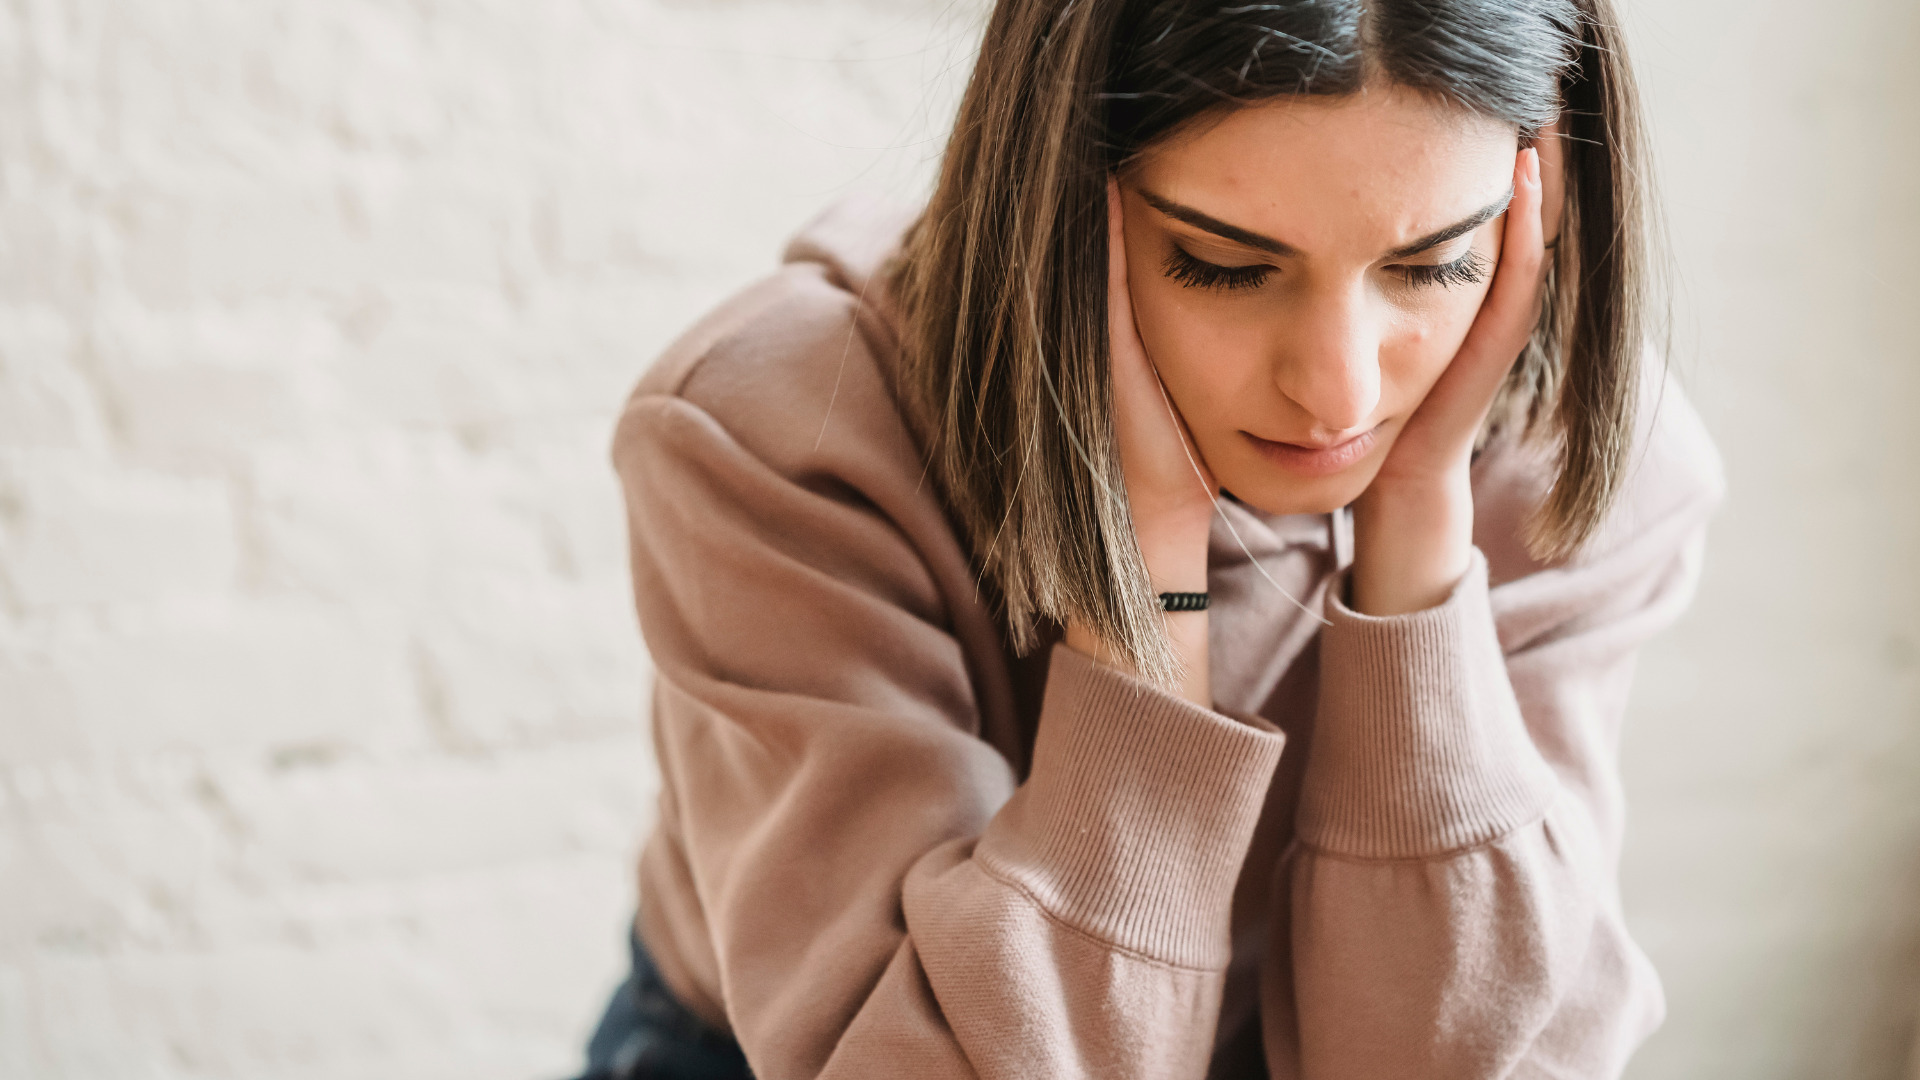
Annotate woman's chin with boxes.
[1214,458,1383,519]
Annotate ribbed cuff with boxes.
[1298,548,1557,860]
[974,644,1285,970]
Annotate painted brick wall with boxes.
[1,1,1916,1079]
[0,2,976,1077]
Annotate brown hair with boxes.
[891,0,1658,688]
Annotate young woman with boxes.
[576,0,1722,1076]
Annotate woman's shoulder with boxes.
[615,196,923,480]
[1471,361,1727,587]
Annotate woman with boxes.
[577,0,1722,1076]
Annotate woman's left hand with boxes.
[1350,146,1546,615]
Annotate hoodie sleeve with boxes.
[619,387,1285,1080]
[1261,383,1724,1079]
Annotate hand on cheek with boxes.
[1351,147,1546,616]
[1060,179,1218,706]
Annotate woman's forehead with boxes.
[1131,87,1517,257]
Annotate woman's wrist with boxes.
[1132,504,1213,593]
[1139,513,1213,703]
[1063,608,1211,707]
[1350,476,1474,616]
[1062,510,1213,706]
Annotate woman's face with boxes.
[1119,85,1542,516]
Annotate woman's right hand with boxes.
[1100,178,1219,591]
[1060,180,1217,705]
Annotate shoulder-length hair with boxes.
[891,0,1657,688]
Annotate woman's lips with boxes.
[1241,426,1380,477]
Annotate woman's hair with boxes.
[891,0,1657,688]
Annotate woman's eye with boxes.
[1398,250,1492,289]
[1162,245,1272,291]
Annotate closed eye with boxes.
[1397,250,1492,289]
[1162,245,1272,291]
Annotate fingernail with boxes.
[1527,147,1541,187]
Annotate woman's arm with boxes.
[1093,135,1719,1074]
[1248,146,1720,1075]
[616,307,1285,1080]
[1265,407,1721,1076]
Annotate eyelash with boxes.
[1160,245,1493,292]
[1399,250,1492,289]
[1161,246,1271,291]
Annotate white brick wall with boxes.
[1,1,1916,1078]
[0,1,977,1076]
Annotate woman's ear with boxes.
[1534,116,1566,249]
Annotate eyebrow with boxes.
[1136,186,1515,261]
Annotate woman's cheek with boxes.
[1386,289,1487,404]
[1135,286,1262,414]
[1129,274,1219,388]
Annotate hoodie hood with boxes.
[780,193,922,307]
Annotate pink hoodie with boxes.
[610,198,1724,1079]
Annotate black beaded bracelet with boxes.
[1157,591,1209,612]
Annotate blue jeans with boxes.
[572,925,754,1080]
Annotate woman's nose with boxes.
[1272,285,1381,436]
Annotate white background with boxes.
[0,1,1914,1077]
